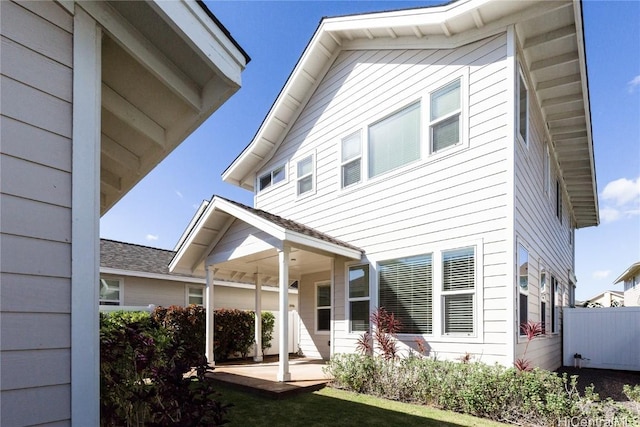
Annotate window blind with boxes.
[442,247,474,334]
[379,254,432,334]
[368,102,420,178]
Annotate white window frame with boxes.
[556,179,563,224]
[517,243,529,337]
[516,63,529,147]
[257,163,286,193]
[346,263,370,334]
[551,275,560,334]
[441,246,476,337]
[373,238,483,343]
[99,277,122,306]
[340,130,362,189]
[367,101,422,179]
[429,78,463,154]
[186,285,204,306]
[315,280,331,335]
[378,253,434,335]
[296,153,315,197]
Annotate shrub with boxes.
[100,310,230,426]
[214,309,255,361]
[325,353,635,426]
[152,305,206,369]
[261,311,275,357]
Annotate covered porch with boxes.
[170,196,363,382]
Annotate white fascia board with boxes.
[214,198,287,240]
[613,262,640,285]
[169,200,218,273]
[283,230,361,260]
[572,0,599,226]
[149,0,246,86]
[100,267,206,284]
[173,200,210,252]
[222,21,339,190]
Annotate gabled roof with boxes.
[222,0,598,228]
[614,261,640,284]
[170,195,363,275]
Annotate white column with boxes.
[205,266,215,366]
[254,273,263,362]
[71,7,101,426]
[277,246,291,381]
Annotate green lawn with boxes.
[217,386,508,426]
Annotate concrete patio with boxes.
[208,357,331,399]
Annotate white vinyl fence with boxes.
[563,307,640,371]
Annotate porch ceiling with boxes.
[84,0,249,215]
[169,196,363,283]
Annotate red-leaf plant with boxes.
[356,307,403,360]
[515,320,543,372]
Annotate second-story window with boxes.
[430,78,462,153]
[368,102,420,178]
[258,165,285,192]
[297,154,314,196]
[341,131,362,188]
[556,179,563,223]
[517,66,529,146]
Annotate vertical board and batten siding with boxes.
[298,271,332,359]
[0,1,73,425]
[255,34,512,363]
[513,48,574,371]
[563,308,640,371]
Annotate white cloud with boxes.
[146,234,159,241]
[601,177,640,206]
[599,207,621,224]
[175,190,183,199]
[599,176,640,223]
[592,270,611,280]
[627,75,640,93]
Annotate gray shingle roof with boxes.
[219,196,363,254]
[100,239,176,275]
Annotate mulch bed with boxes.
[556,367,640,401]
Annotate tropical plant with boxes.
[261,311,275,357]
[515,320,543,372]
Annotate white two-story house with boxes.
[170,0,598,380]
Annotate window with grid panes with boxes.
[348,265,370,332]
[430,79,461,153]
[341,131,362,188]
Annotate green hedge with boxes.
[325,353,636,426]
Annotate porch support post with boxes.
[254,273,263,362]
[205,265,215,366]
[277,246,291,382]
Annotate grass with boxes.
[217,386,508,426]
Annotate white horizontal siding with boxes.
[298,271,332,359]
[0,2,73,425]
[513,45,575,370]
[254,33,512,364]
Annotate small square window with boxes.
[258,165,286,192]
[187,286,204,306]
[100,278,121,305]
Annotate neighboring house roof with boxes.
[101,239,175,276]
[221,0,598,228]
[170,195,363,276]
[613,261,640,284]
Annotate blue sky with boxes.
[100,1,640,301]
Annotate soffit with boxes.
[81,0,248,215]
